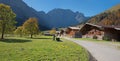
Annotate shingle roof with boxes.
[85,23,120,31]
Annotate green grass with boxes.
[0,36,89,61]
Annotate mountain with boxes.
[0,0,38,25]
[40,9,89,28]
[88,4,120,26]
[0,0,49,30]
[75,11,87,23]
[43,9,88,28]
[106,4,120,12]
[0,0,88,30]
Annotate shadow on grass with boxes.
[56,40,63,42]
[0,39,32,43]
[57,40,63,42]
[31,38,52,39]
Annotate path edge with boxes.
[87,50,97,61]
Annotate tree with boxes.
[0,4,16,39]
[14,26,23,37]
[22,18,39,38]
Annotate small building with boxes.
[43,31,52,36]
[80,23,120,41]
[66,27,82,38]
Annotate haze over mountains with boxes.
[0,0,88,30]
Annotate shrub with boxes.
[102,36,111,41]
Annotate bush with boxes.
[93,35,98,39]
[102,36,111,41]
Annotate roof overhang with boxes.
[68,27,80,30]
[86,23,102,28]
[115,28,120,30]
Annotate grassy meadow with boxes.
[0,36,89,61]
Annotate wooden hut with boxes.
[66,27,82,38]
[80,23,120,41]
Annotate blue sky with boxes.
[23,0,120,16]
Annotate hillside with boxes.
[0,0,39,25]
[88,4,120,26]
[0,0,49,30]
[0,0,88,29]
[106,4,120,12]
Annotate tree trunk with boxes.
[1,25,5,39]
[20,33,22,37]
[31,34,33,38]
[1,32,4,39]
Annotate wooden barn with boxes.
[66,27,82,38]
[80,23,120,41]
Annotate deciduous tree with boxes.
[14,26,23,37]
[22,18,39,38]
[0,4,16,39]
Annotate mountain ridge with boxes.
[106,4,120,12]
[0,0,88,30]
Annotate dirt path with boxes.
[64,37,120,61]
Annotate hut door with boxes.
[117,34,120,41]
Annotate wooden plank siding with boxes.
[80,23,120,41]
